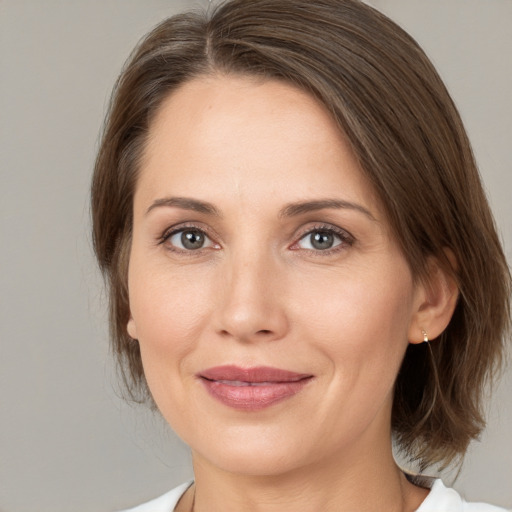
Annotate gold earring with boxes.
[421,329,429,343]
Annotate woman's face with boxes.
[127,75,425,476]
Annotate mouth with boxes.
[197,365,313,410]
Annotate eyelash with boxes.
[157,222,355,255]
[292,223,355,255]
[157,223,218,255]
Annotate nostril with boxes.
[257,330,272,335]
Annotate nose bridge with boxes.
[216,242,287,342]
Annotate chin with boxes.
[199,446,307,478]
[189,421,334,479]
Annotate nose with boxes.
[214,250,289,344]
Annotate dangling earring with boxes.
[421,329,429,343]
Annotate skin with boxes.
[127,75,458,512]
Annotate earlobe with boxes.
[127,316,138,340]
[409,254,459,344]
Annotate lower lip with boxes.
[200,378,311,411]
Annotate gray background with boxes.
[0,1,510,511]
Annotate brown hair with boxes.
[91,0,511,470]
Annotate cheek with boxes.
[294,260,414,375]
[127,258,218,422]
[127,255,215,365]
[292,262,415,438]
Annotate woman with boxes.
[91,0,511,510]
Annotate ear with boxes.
[127,316,138,340]
[408,252,459,344]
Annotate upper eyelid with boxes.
[295,223,354,240]
[161,222,215,238]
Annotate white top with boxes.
[121,479,508,511]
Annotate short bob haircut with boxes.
[91,0,511,471]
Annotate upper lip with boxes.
[199,365,312,383]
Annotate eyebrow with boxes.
[279,199,376,221]
[146,196,375,221]
[146,197,221,217]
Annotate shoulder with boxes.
[119,481,192,512]
[416,479,509,512]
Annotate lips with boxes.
[198,365,313,410]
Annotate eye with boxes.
[163,227,217,251]
[298,230,341,250]
[293,226,353,252]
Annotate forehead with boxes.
[145,74,348,160]
[136,74,380,216]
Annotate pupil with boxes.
[311,231,333,250]
[181,230,204,250]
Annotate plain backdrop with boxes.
[1,1,511,511]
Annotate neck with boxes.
[188,442,427,512]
